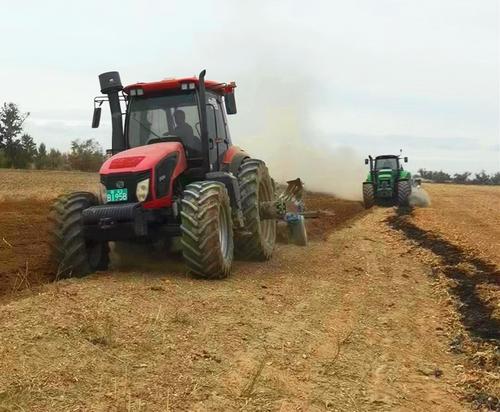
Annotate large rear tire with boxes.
[48,192,109,278]
[397,180,411,206]
[236,159,276,260]
[180,181,233,279]
[363,183,375,209]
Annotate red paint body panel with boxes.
[100,142,187,209]
[222,146,249,165]
[124,77,236,96]
[109,156,145,169]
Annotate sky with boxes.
[0,0,499,174]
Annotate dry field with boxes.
[0,170,498,411]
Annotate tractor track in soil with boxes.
[387,204,500,410]
[387,209,500,342]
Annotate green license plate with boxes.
[106,188,128,202]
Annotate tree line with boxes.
[417,169,500,185]
[0,102,104,172]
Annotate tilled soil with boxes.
[0,210,466,411]
[0,199,55,294]
[0,180,364,298]
[0,173,498,411]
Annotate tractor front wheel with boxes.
[362,183,375,208]
[397,180,411,206]
[49,192,109,278]
[180,181,234,279]
[236,159,276,260]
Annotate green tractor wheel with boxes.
[397,180,411,206]
[362,183,375,209]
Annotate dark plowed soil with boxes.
[387,206,500,410]
[304,192,365,240]
[0,200,55,295]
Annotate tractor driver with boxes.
[173,110,200,155]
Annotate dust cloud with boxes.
[238,107,366,201]
[409,186,431,207]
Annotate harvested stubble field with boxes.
[0,170,498,411]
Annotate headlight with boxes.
[99,183,107,204]
[136,178,149,202]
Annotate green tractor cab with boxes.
[362,154,412,208]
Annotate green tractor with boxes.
[362,154,412,208]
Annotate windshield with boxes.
[127,92,201,154]
[375,158,398,170]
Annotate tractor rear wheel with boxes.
[180,181,234,279]
[48,192,109,278]
[236,159,276,260]
[363,183,375,208]
[397,180,411,206]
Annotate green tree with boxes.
[0,103,29,148]
[68,139,104,172]
[35,143,48,169]
[0,103,30,167]
[452,171,471,184]
[473,170,491,185]
[491,172,500,185]
[0,149,8,168]
[15,134,38,168]
[46,148,65,170]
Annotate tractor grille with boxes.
[380,180,390,189]
[155,153,178,199]
[100,170,151,203]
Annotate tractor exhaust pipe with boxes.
[368,155,375,182]
[99,71,125,154]
[198,69,210,173]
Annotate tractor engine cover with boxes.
[100,142,188,209]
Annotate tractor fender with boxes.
[222,146,249,176]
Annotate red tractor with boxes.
[49,70,298,279]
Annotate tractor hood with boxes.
[100,142,186,175]
[377,169,395,179]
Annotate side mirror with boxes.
[364,159,369,165]
[404,156,408,163]
[225,92,237,115]
[92,107,101,128]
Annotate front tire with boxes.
[363,183,375,209]
[180,181,234,279]
[236,159,276,260]
[48,192,109,278]
[397,180,411,206]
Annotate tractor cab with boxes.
[92,72,237,177]
[374,155,400,171]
